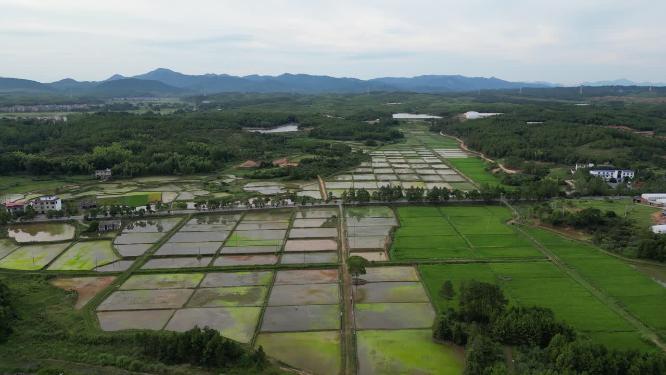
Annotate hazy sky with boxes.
[1,0,665,84]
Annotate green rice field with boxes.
[0,242,71,270]
[48,241,120,270]
[446,157,504,187]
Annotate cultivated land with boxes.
[1,202,664,374]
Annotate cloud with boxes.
[0,0,664,83]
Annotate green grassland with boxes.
[550,198,661,228]
[524,227,666,339]
[48,240,119,271]
[446,157,505,187]
[419,262,654,351]
[356,329,463,375]
[391,205,543,260]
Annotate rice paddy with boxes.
[48,240,120,270]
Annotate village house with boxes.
[95,168,112,180]
[2,199,27,214]
[31,196,62,214]
[572,163,634,183]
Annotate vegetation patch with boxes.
[48,240,119,271]
[256,331,341,375]
[0,242,71,270]
[120,273,204,290]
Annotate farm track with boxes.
[338,201,357,375]
[516,225,666,352]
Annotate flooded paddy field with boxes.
[274,269,339,284]
[268,283,339,305]
[166,307,262,343]
[120,273,204,290]
[0,242,71,270]
[97,288,194,311]
[48,240,119,270]
[280,252,338,264]
[213,254,278,266]
[219,245,280,254]
[0,239,19,259]
[122,217,182,233]
[284,239,338,252]
[354,281,430,303]
[114,243,152,257]
[187,286,268,307]
[261,304,339,332]
[7,223,75,243]
[142,257,213,269]
[95,259,134,272]
[288,228,338,238]
[200,271,272,287]
[355,303,435,329]
[155,241,222,256]
[98,310,175,331]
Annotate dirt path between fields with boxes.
[439,131,519,174]
[338,201,356,375]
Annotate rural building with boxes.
[95,168,112,180]
[641,193,666,205]
[79,199,97,209]
[98,220,121,232]
[31,196,62,214]
[2,199,27,214]
[392,113,442,120]
[651,225,666,234]
[588,168,635,182]
[239,160,260,169]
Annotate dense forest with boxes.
[0,109,399,177]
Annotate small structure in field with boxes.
[272,158,299,168]
[239,160,260,169]
[95,168,112,180]
[98,220,121,233]
[464,111,502,120]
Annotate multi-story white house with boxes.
[588,168,635,182]
[31,196,62,214]
[95,168,112,180]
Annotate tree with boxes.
[464,335,504,375]
[440,280,455,300]
[348,255,369,285]
[458,281,507,323]
[0,280,16,342]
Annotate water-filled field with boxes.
[7,223,75,243]
[0,242,71,270]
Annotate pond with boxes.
[244,123,299,134]
[8,223,76,243]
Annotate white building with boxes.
[31,196,62,214]
[95,168,112,180]
[392,113,442,120]
[641,193,666,204]
[589,168,635,182]
[651,225,666,234]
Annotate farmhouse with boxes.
[651,225,666,234]
[95,168,112,180]
[98,220,121,232]
[588,168,635,182]
[31,196,62,214]
[2,199,27,214]
[392,113,442,120]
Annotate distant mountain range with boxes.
[0,68,556,97]
[579,79,666,87]
[0,68,663,98]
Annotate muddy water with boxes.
[274,269,339,285]
[284,239,338,252]
[268,283,339,306]
[261,305,340,332]
[187,286,268,307]
[8,223,75,243]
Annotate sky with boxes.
[1,0,665,85]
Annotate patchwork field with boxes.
[391,206,543,261]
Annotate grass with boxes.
[391,205,541,260]
[356,329,463,375]
[0,242,71,270]
[97,191,162,207]
[256,331,340,375]
[550,198,661,228]
[419,262,654,350]
[446,157,505,187]
[48,241,119,271]
[524,227,666,338]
